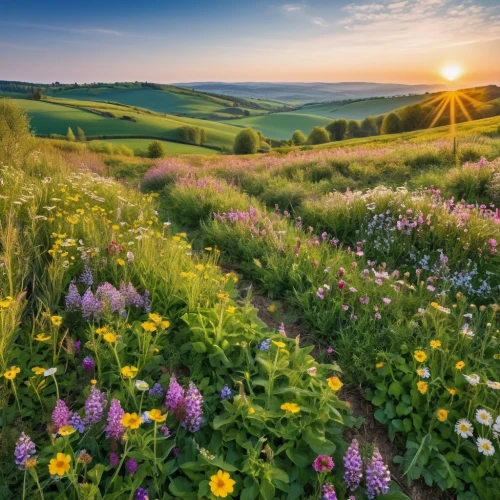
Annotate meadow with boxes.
[1,97,500,500]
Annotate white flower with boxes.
[477,438,495,456]
[464,374,480,386]
[416,367,430,379]
[126,251,134,262]
[306,367,317,376]
[475,408,493,426]
[486,380,500,390]
[455,418,474,438]
[135,380,150,391]
[460,324,474,338]
[44,367,57,377]
[493,416,500,438]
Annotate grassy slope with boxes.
[223,95,429,139]
[102,138,217,155]
[294,95,427,120]
[15,99,241,150]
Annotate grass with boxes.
[14,98,241,150]
[101,138,218,155]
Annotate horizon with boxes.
[1,0,499,87]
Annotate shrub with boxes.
[233,128,259,155]
[346,120,361,138]
[307,126,330,145]
[0,99,35,166]
[115,144,134,157]
[399,104,427,131]
[178,125,204,145]
[77,126,86,142]
[326,119,348,141]
[66,127,75,141]
[148,140,166,158]
[360,116,379,136]
[291,130,306,145]
[380,113,401,134]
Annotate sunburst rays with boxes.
[425,90,478,131]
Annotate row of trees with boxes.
[177,125,207,145]
[66,127,86,142]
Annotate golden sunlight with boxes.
[440,64,463,82]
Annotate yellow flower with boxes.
[417,381,428,394]
[281,402,300,413]
[48,453,71,476]
[272,341,286,349]
[430,340,441,349]
[267,304,276,313]
[112,224,120,230]
[117,258,125,266]
[103,333,118,343]
[121,412,142,429]
[437,409,448,422]
[31,367,46,375]
[51,316,63,326]
[0,296,13,308]
[455,361,465,370]
[414,350,427,363]
[91,379,97,385]
[59,425,76,436]
[121,366,138,378]
[447,388,457,396]
[205,247,213,251]
[327,376,343,391]
[161,320,170,329]
[376,362,384,369]
[95,327,108,335]
[34,333,51,342]
[226,306,236,314]
[66,216,78,225]
[141,321,157,332]
[209,470,236,498]
[149,313,162,324]
[149,409,166,423]
[24,457,38,470]
[248,407,255,415]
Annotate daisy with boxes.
[486,380,500,390]
[460,324,474,338]
[475,408,493,426]
[477,438,495,456]
[493,416,500,438]
[455,419,474,438]
[464,374,480,386]
[416,367,430,379]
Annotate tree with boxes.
[307,126,330,145]
[0,98,35,166]
[178,125,203,145]
[233,128,259,154]
[326,119,348,141]
[380,112,401,134]
[243,110,250,117]
[77,127,86,142]
[291,130,306,145]
[398,104,427,132]
[200,128,207,145]
[148,140,166,158]
[346,120,361,138]
[360,116,378,136]
[66,127,76,141]
[31,89,43,100]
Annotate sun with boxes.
[441,65,463,82]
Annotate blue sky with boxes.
[1,0,499,85]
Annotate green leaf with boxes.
[371,394,387,406]
[240,480,259,500]
[191,341,207,353]
[388,381,403,397]
[260,479,275,500]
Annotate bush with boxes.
[307,126,330,145]
[291,130,306,145]
[326,119,348,141]
[380,113,401,134]
[77,126,86,142]
[178,125,206,145]
[360,116,379,136]
[346,120,361,138]
[399,104,427,132]
[148,140,166,158]
[233,128,259,155]
[0,99,35,165]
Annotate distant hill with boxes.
[175,82,444,104]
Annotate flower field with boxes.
[1,104,500,499]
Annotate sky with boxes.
[1,0,499,86]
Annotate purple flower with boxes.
[79,265,94,286]
[83,386,107,427]
[109,452,120,467]
[220,385,232,400]
[14,433,36,470]
[52,399,71,432]
[96,282,124,314]
[278,323,286,336]
[160,425,171,437]
[81,288,102,320]
[313,455,334,472]
[366,448,391,499]
[316,288,325,300]
[82,356,95,372]
[135,487,148,500]
[69,412,85,433]
[182,382,204,432]
[120,282,144,309]
[173,447,180,458]
[126,458,138,476]
[165,375,184,413]
[65,283,82,311]
[148,383,164,398]
[259,338,271,351]
[105,399,125,440]
[322,483,337,500]
[343,439,363,491]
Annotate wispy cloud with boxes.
[309,16,329,27]
[0,40,49,52]
[282,4,301,12]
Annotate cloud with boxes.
[310,16,329,27]
[282,4,301,12]
[0,22,138,38]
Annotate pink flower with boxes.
[338,280,345,290]
[342,304,349,311]
[427,285,435,292]
[316,288,325,300]
[313,260,319,267]
[382,298,391,305]
[327,347,334,354]
[312,455,334,472]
